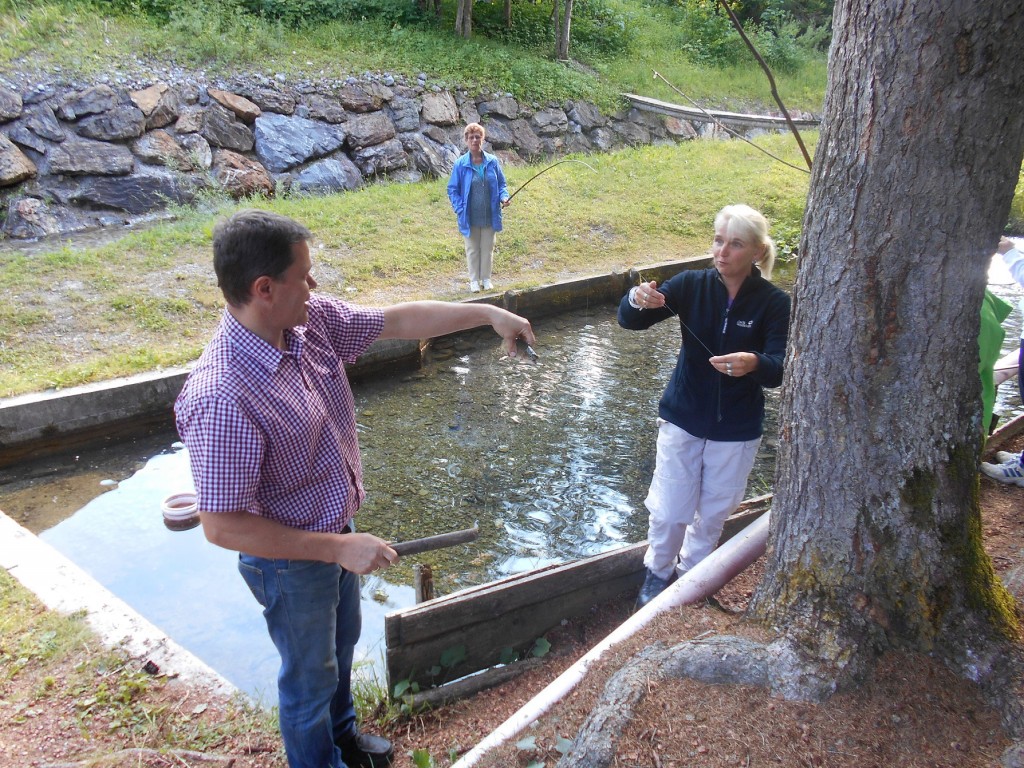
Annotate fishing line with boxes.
[635,270,727,422]
[651,71,810,175]
[635,269,716,357]
[637,270,732,422]
[505,159,599,204]
[505,159,597,362]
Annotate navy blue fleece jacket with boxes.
[618,266,791,441]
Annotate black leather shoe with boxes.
[634,568,678,610]
[338,731,394,768]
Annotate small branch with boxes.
[716,0,813,171]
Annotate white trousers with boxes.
[643,420,761,579]
[464,227,495,283]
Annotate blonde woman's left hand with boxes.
[709,352,758,377]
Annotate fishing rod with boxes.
[715,0,813,171]
[390,524,480,557]
[505,159,598,204]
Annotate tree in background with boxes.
[455,0,473,38]
[750,0,1024,725]
[555,0,574,60]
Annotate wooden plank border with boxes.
[986,412,1024,457]
[385,494,771,695]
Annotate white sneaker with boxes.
[993,450,1022,465]
[483,280,493,290]
[469,280,480,293]
[980,457,1024,487]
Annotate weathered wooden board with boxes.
[385,494,771,694]
[987,412,1024,456]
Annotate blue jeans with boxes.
[1018,343,1023,402]
[239,555,361,768]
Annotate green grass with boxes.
[0,0,828,397]
[0,135,815,397]
[593,0,828,112]
[0,568,282,754]
[0,0,826,112]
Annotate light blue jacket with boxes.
[447,151,509,236]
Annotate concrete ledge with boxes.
[0,369,191,467]
[0,510,237,699]
[0,259,706,467]
[624,93,820,130]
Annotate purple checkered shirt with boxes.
[175,295,385,533]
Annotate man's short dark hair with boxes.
[213,209,313,306]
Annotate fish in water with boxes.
[519,339,539,363]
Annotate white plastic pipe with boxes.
[451,511,771,768]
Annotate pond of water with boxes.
[2,257,1022,705]
[0,303,781,705]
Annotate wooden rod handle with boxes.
[390,525,480,557]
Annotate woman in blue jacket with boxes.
[619,204,791,608]
[447,122,510,293]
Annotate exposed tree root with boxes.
[554,642,671,768]
[41,748,236,768]
[557,635,772,768]
[556,633,1024,768]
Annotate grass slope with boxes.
[0,136,814,396]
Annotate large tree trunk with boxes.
[749,0,1024,698]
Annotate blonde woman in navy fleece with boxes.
[619,205,791,608]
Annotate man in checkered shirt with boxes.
[175,209,535,768]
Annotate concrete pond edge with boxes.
[0,259,700,706]
[0,259,704,467]
[0,509,238,700]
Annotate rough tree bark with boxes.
[549,3,1024,766]
[417,0,442,20]
[748,0,1024,707]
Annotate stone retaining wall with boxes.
[0,70,738,239]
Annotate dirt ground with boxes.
[3,429,1022,768]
